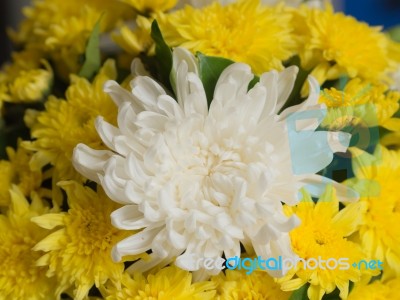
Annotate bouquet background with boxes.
[0,0,400,299]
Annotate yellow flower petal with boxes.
[31,213,66,230]
[332,201,366,237]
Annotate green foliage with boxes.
[288,284,309,300]
[79,18,102,80]
[197,53,235,105]
[387,25,400,43]
[151,20,173,90]
[248,75,259,90]
[280,56,311,113]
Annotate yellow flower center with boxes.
[66,206,117,254]
[0,230,43,285]
[291,221,344,260]
[320,89,361,108]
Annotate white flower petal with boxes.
[214,63,254,105]
[157,94,185,119]
[166,219,187,250]
[175,252,201,271]
[151,229,170,258]
[300,174,359,202]
[127,252,178,273]
[135,111,169,132]
[72,144,112,183]
[232,83,267,126]
[253,233,297,277]
[185,72,208,116]
[275,65,299,113]
[279,75,321,120]
[176,60,189,108]
[259,70,278,117]
[131,58,150,77]
[95,117,121,152]
[173,47,199,75]
[117,102,139,138]
[224,241,241,260]
[104,80,142,113]
[100,174,128,204]
[131,76,166,110]
[112,227,161,262]
[99,157,138,204]
[171,47,199,95]
[111,205,152,230]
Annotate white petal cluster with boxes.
[73,48,356,278]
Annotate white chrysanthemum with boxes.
[73,48,357,279]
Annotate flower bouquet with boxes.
[1,0,400,299]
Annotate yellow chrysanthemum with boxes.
[279,187,373,300]
[113,16,154,57]
[32,181,138,300]
[121,0,177,13]
[212,269,291,300]
[23,60,118,181]
[0,49,52,103]
[9,67,52,101]
[346,145,400,279]
[9,0,133,77]
[348,278,400,300]
[292,4,400,84]
[154,0,295,74]
[0,186,57,299]
[0,142,44,207]
[12,0,132,46]
[101,266,216,300]
[319,78,400,130]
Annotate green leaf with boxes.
[197,53,235,105]
[79,17,102,80]
[348,281,354,293]
[280,56,312,113]
[151,20,173,88]
[322,288,340,300]
[248,75,259,90]
[288,284,309,300]
[387,26,400,43]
